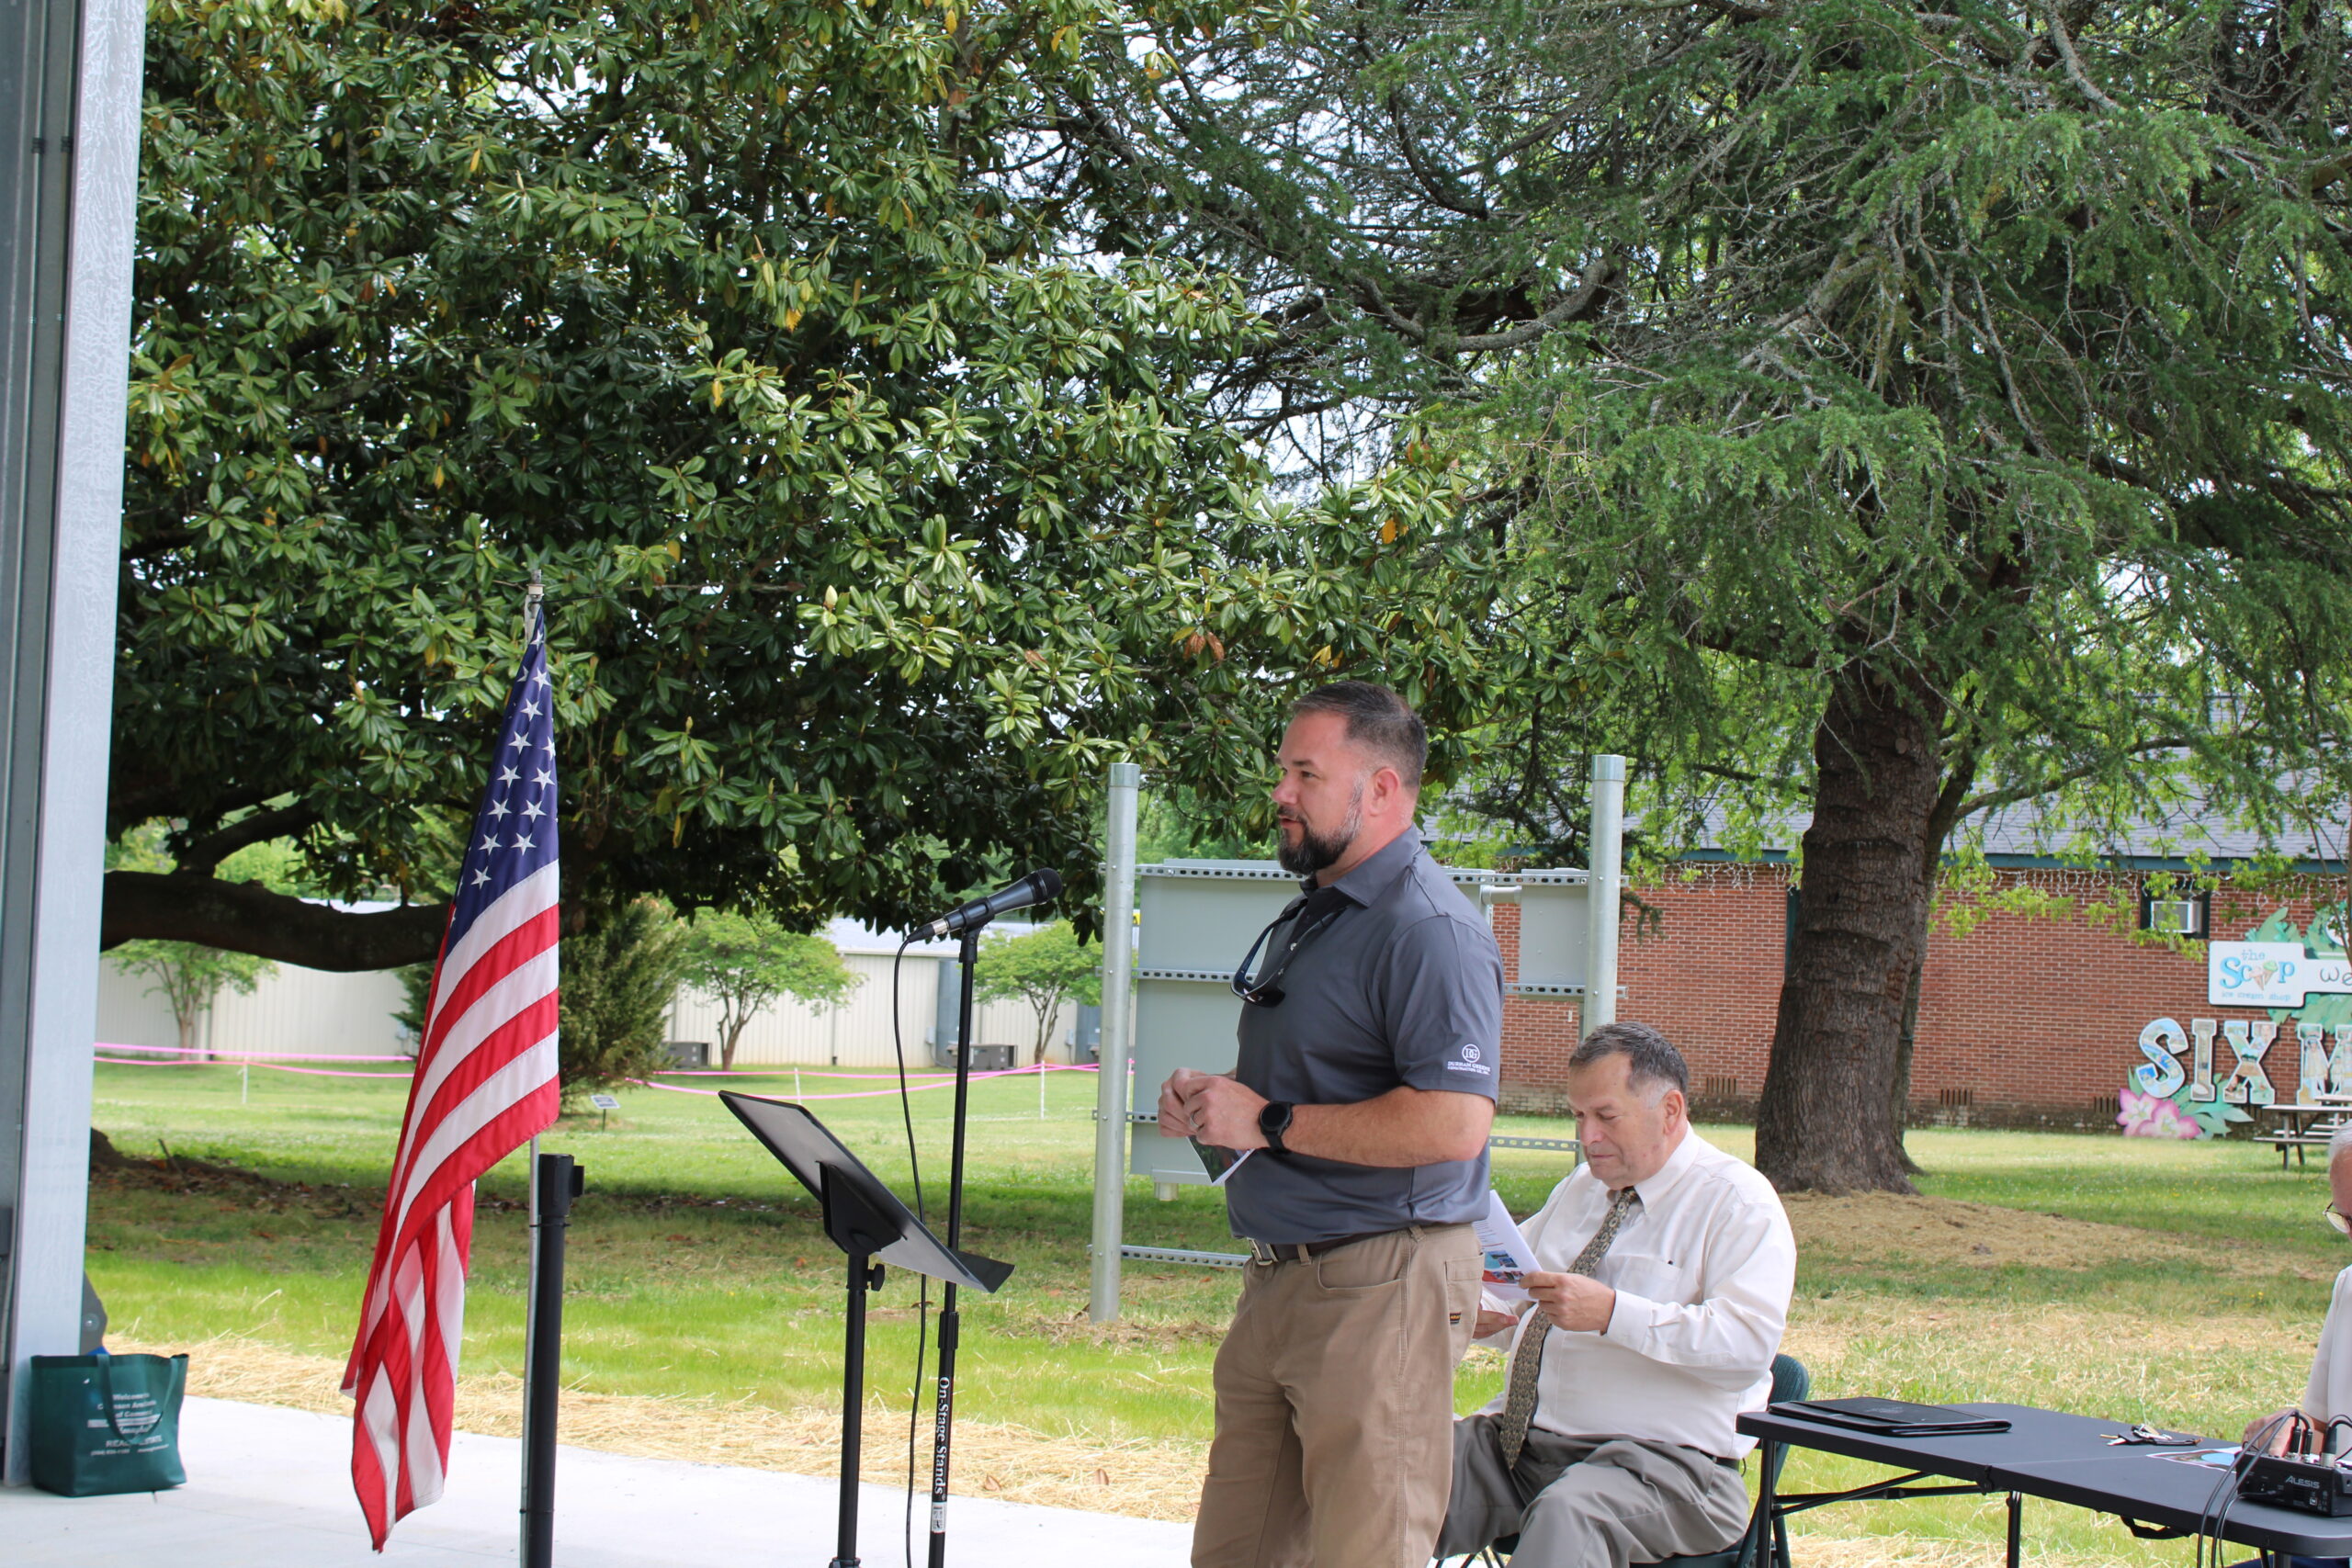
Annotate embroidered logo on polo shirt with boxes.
[1444,1043,1491,1075]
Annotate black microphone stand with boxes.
[927,923,982,1568]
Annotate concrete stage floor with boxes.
[2,1396,1192,1566]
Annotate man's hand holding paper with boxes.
[1473,1190,1542,1302]
[1521,1269,1617,1333]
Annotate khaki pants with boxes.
[1192,1223,1481,1568]
[1434,1415,1750,1568]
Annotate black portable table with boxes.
[1739,1401,2352,1566]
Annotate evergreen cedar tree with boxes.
[1059,0,2352,1190]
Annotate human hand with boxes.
[1522,1270,1615,1333]
[1475,1309,1521,1338]
[1157,1069,1201,1138]
[1178,1071,1272,1149]
[2244,1408,2307,1453]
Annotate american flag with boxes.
[344,604,561,1550]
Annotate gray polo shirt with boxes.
[1225,830,1503,1245]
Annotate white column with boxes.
[1088,763,1142,1322]
[1584,756,1626,1034]
[0,0,143,1484]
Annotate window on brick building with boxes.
[2138,880,2209,937]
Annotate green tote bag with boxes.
[28,1349,188,1496]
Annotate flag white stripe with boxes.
[405,1358,442,1507]
[424,862,561,1027]
[435,1203,468,1378]
[359,1371,401,1508]
[388,1035,560,1242]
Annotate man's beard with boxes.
[1277,784,1363,877]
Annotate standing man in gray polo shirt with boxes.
[1159,681,1504,1568]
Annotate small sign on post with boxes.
[589,1092,619,1131]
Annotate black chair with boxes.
[1464,1353,1810,1568]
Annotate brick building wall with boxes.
[1493,865,2349,1127]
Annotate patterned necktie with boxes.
[1495,1185,1642,1469]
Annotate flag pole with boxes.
[516,569,557,1568]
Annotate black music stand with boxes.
[721,1092,1012,1568]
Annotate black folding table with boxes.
[1739,1401,2352,1566]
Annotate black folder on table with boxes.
[1771,1397,2012,1437]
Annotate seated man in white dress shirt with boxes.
[1436,1021,1797,1568]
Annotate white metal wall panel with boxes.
[92,961,176,1050]
[665,953,1075,1069]
[92,943,1075,1069]
[94,958,407,1057]
[209,964,408,1056]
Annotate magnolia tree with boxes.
[106,0,1501,975]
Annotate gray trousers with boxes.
[1435,1415,1751,1568]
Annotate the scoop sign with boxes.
[2208,941,2352,1008]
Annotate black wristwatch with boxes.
[1259,1100,1295,1156]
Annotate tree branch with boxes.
[103,872,448,971]
[174,803,321,876]
[1951,736,2197,819]
[2041,0,2117,113]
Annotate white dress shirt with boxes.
[1476,1130,1796,1459]
[2302,1265,2352,1425]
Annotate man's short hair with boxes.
[1570,1021,1690,1100]
[1290,682,1427,791]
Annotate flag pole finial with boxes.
[526,567,543,613]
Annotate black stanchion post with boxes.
[521,1152,583,1568]
[831,1249,885,1568]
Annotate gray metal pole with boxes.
[0,0,142,1486]
[1088,762,1142,1322]
[1584,756,1626,1034]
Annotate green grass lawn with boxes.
[84,1063,2352,1563]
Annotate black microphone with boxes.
[925,868,1063,938]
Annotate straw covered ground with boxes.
[85,1064,2349,1563]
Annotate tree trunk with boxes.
[720,1010,745,1071]
[1755,667,1946,1194]
[1888,941,1926,1176]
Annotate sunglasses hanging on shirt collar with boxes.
[1231,886,1351,1007]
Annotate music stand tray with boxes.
[720,1092,1011,1568]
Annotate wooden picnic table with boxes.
[2256,1100,2351,1167]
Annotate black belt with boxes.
[1247,1227,1408,1264]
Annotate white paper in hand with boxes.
[1190,1138,1255,1187]
[1475,1190,1540,1302]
